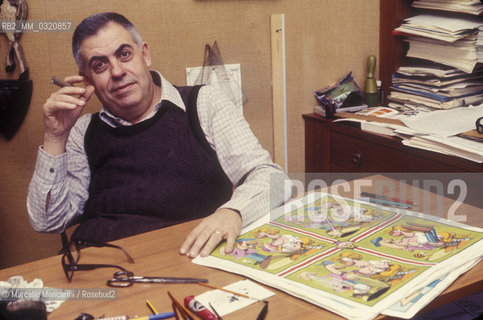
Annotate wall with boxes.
[0,0,379,269]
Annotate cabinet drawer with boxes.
[330,131,430,172]
[304,113,483,173]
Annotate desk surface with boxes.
[1,176,482,320]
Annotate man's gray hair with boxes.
[72,12,142,72]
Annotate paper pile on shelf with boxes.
[194,192,483,320]
[391,12,483,111]
[411,0,483,15]
[395,14,482,43]
[395,14,482,73]
[388,58,483,110]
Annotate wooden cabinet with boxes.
[303,113,483,173]
[304,1,483,173]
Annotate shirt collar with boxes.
[99,70,186,127]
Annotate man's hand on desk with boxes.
[180,208,242,258]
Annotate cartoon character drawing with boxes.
[371,222,471,259]
[219,238,259,259]
[255,228,323,268]
[299,270,374,296]
[224,227,324,270]
[324,252,393,277]
[297,251,415,301]
[285,201,381,239]
[299,263,391,301]
[324,252,415,283]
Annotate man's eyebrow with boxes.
[87,55,106,68]
[87,44,134,68]
[114,44,133,56]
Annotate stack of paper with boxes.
[390,12,483,110]
[412,0,483,15]
[194,192,483,320]
[395,14,482,73]
[395,14,482,43]
[334,104,483,163]
[388,58,483,110]
[399,104,483,162]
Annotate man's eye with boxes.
[93,60,107,73]
[119,50,132,61]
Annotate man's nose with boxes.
[110,60,126,78]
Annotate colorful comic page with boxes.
[194,193,483,320]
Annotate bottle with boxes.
[363,55,378,108]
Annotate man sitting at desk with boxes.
[27,12,289,258]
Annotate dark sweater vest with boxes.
[71,86,233,242]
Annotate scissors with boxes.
[107,270,208,287]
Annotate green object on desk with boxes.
[364,55,378,107]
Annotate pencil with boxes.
[146,299,158,314]
[167,291,196,320]
[197,282,259,301]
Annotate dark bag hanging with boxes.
[0,0,32,140]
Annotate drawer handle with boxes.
[353,153,362,165]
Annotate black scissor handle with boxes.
[106,270,135,287]
[106,277,133,287]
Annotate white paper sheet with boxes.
[195,279,274,316]
[401,104,483,137]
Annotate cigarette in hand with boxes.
[51,76,72,88]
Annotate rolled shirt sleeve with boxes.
[27,115,92,233]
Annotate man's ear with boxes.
[141,42,152,68]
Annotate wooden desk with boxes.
[1,177,481,320]
[303,113,483,173]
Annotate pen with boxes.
[51,76,71,88]
[134,312,176,320]
[360,192,414,206]
[359,197,412,209]
[91,313,175,320]
[135,312,176,320]
[256,301,268,320]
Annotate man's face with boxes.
[79,22,155,123]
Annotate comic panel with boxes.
[284,249,428,307]
[211,224,334,274]
[357,216,482,263]
[274,195,397,241]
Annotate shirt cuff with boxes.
[36,146,68,184]
[220,195,268,226]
